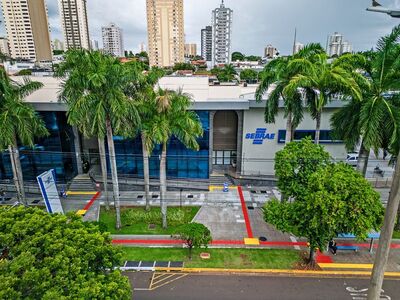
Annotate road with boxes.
[126,272,398,300]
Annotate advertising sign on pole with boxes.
[37,169,64,214]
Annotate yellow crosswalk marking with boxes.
[149,272,188,290]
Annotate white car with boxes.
[346,153,358,167]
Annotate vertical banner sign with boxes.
[37,169,64,214]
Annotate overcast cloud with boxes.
[1,0,400,55]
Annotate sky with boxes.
[1,0,400,55]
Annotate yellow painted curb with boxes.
[244,238,260,245]
[209,185,238,192]
[319,263,373,269]
[67,191,97,196]
[154,267,400,278]
[76,209,87,216]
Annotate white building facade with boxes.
[328,32,352,56]
[0,37,10,56]
[102,23,124,57]
[212,0,233,66]
[16,76,347,180]
[58,0,91,50]
[1,0,52,61]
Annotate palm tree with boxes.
[0,68,48,204]
[256,44,325,144]
[221,64,237,82]
[368,26,400,300]
[331,30,400,176]
[133,67,165,211]
[56,50,140,229]
[149,89,203,228]
[284,51,367,144]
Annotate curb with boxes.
[149,267,400,278]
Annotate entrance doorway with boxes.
[213,111,238,172]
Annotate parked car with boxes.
[346,153,358,167]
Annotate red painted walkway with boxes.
[316,250,334,263]
[83,191,101,211]
[237,186,253,238]
[111,238,400,250]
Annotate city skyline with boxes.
[1,0,52,61]
[1,0,400,55]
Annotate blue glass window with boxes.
[111,111,210,179]
[0,112,78,182]
[277,130,343,144]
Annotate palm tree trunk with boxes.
[13,147,26,204]
[315,112,321,145]
[368,153,400,300]
[98,138,109,210]
[105,118,121,229]
[141,133,151,211]
[357,142,369,177]
[8,145,22,203]
[160,142,167,229]
[285,111,292,144]
[12,135,25,203]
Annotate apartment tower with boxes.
[0,0,52,61]
[146,0,185,67]
[327,32,352,57]
[212,0,233,66]
[58,0,90,50]
[201,25,212,62]
[102,23,124,57]
[184,43,197,57]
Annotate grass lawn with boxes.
[120,247,300,269]
[393,231,400,239]
[100,206,200,235]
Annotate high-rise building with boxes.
[146,0,185,67]
[212,0,233,66]
[58,0,90,50]
[139,42,146,53]
[53,39,65,51]
[327,32,352,56]
[264,44,278,58]
[0,37,10,56]
[0,0,52,61]
[293,42,304,54]
[201,25,212,62]
[341,40,353,54]
[90,39,99,51]
[102,23,124,57]
[184,43,197,57]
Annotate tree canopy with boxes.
[0,68,48,151]
[175,222,212,259]
[274,138,330,199]
[265,162,384,263]
[240,69,258,82]
[173,62,195,72]
[211,64,237,82]
[0,207,131,299]
[231,52,261,62]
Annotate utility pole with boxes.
[368,154,400,299]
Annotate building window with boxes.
[213,150,236,165]
[277,130,343,144]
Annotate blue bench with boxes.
[336,245,359,252]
